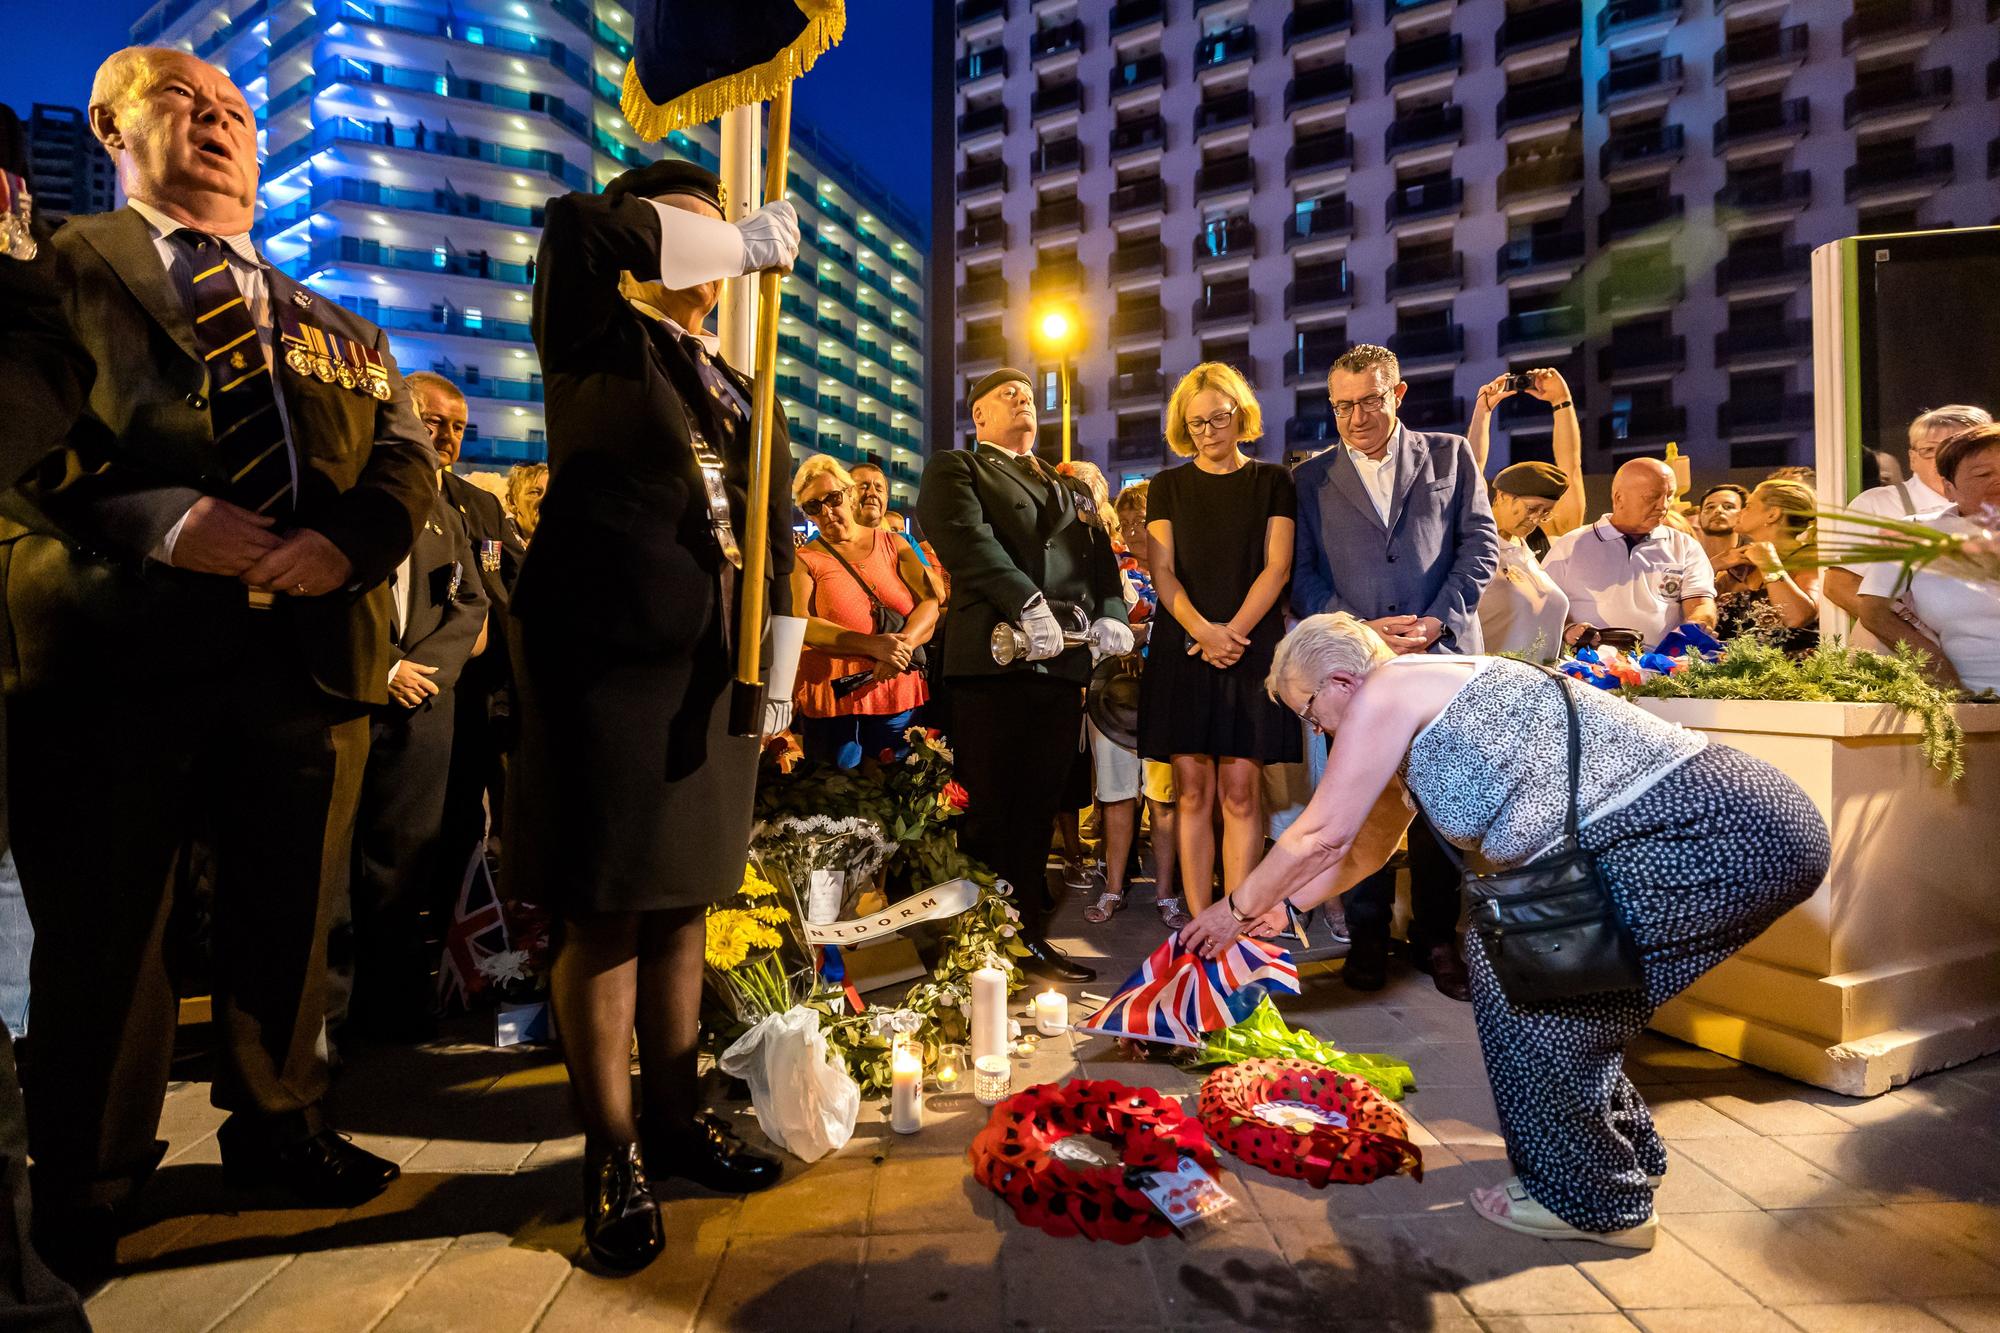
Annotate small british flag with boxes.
[1076,935,1300,1048]
[438,842,511,1011]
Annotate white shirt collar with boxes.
[127,197,260,267]
[1590,514,1669,544]
[1342,422,1400,470]
[627,297,720,356]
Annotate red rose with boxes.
[942,781,970,811]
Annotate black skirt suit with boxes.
[509,192,794,915]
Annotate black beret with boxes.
[603,158,726,213]
[1494,460,1570,500]
[969,367,1033,407]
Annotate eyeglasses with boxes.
[1329,391,1394,419]
[1910,445,1941,461]
[1184,405,1239,437]
[800,488,850,517]
[1294,681,1329,736]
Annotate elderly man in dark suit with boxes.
[1292,343,1498,1000]
[1,46,432,1284]
[917,369,1132,982]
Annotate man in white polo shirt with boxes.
[1544,458,1718,648]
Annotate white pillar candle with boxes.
[1035,989,1068,1035]
[970,966,1008,1064]
[890,1045,923,1134]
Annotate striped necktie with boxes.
[680,334,747,425]
[169,229,295,517]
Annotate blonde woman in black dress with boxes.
[1139,363,1301,930]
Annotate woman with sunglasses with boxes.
[1138,363,1301,932]
[789,454,939,769]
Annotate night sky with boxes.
[0,1,934,239]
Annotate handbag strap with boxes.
[814,533,889,615]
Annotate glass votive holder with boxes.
[973,1053,1011,1105]
[933,1043,966,1092]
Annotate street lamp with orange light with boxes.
[1033,305,1079,463]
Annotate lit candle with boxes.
[973,1054,1011,1105]
[890,1044,923,1134]
[970,966,1008,1064]
[1035,989,1068,1036]
[934,1045,964,1090]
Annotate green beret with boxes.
[1495,460,1570,500]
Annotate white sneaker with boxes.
[1470,1177,1658,1251]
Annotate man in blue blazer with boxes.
[1291,344,1498,1000]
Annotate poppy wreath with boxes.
[967,1078,1217,1243]
[1198,1058,1424,1187]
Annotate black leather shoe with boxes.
[1343,935,1390,992]
[1421,941,1472,1002]
[32,1202,118,1295]
[642,1112,780,1195]
[1020,937,1095,982]
[219,1125,400,1207]
[584,1141,663,1273]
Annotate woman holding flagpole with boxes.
[512,161,800,1273]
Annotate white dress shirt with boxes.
[1858,507,2000,692]
[1343,432,1398,524]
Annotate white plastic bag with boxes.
[718,1005,859,1163]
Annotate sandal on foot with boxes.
[1155,896,1192,930]
[1083,890,1126,925]
[1469,1177,1656,1251]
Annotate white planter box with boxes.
[1631,697,2000,1096]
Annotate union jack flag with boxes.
[1076,935,1300,1048]
[438,842,510,1012]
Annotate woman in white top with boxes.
[1479,461,1572,659]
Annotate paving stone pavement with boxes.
[87,882,2000,1333]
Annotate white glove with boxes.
[1020,597,1064,662]
[762,698,793,740]
[1086,617,1135,661]
[737,200,800,274]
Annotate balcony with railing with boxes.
[1601,122,1685,174]
[1032,137,1084,176]
[1845,67,1954,127]
[1285,0,1354,48]
[958,103,1007,137]
[264,119,590,193]
[1596,0,1682,41]
[1601,405,1686,447]
[1842,0,1950,54]
[1714,244,1809,292]
[1497,1,1582,57]
[956,48,1007,83]
[1287,266,1355,315]
[1196,25,1257,71]
[1032,80,1083,118]
[1110,240,1165,276]
[266,178,548,233]
[1386,32,1462,85]
[1715,320,1811,363]
[1112,434,1167,463]
[1111,115,1165,157]
[1111,52,1166,97]
[445,371,544,404]
[1111,367,1166,402]
[1030,258,1084,293]
[1497,230,1585,277]
[1716,170,1811,213]
[1392,324,1466,363]
[1193,217,1256,265]
[1499,151,1583,201]
[1600,192,1685,242]
[955,159,1007,195]
[1400,387,1465,430]
[1713,24,1808,82]
[1845,144,1954,199]
[1388,177,1464,222]
[1192,287,1256,324]
[1385,253,1463,294]
[1501,71,1583,127]
[1289,412,1339,446]
[1599,331,1686,377]
[1285,198,1355,247]
[956,216,1008,252]
[1196,88,1255,134]
[1111,304,1166,337]
[1713,97,1810,151]
[1288,128,1354,178]
[1719,393,1814,435]
[956,0,1005,24]
[1286,62,1355,113]
[368,303,534,344]
[1196,156,1256,194]
[1285,338,1346,382]
[1110,0,1164,32]
[1031,18,1083,61]
[958,271,1007,310]
[1599,53,1683,110]
[1385,102,1463,155]
[1030,196,1083,234]
[1110,177,1166,216]
[956,331,1007,364]
[1498,307,1583,350]
[286,236,533,286]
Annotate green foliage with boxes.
[1623,638,1970,781]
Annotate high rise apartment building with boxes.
[20,103,119,222]
[131,0,930,498]
[942,0,1999,486]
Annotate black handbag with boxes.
[814,533,927,699]
[1421,663,1644,1005]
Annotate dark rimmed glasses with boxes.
[800,488,851,518]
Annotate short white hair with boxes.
[791,452,854,503]
[1909,405,1992,441]
[1266,613,1396,703]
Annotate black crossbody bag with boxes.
[815,534,926,699]
[1418,663,1644,1005]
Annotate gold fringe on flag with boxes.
[620,0,846,141]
